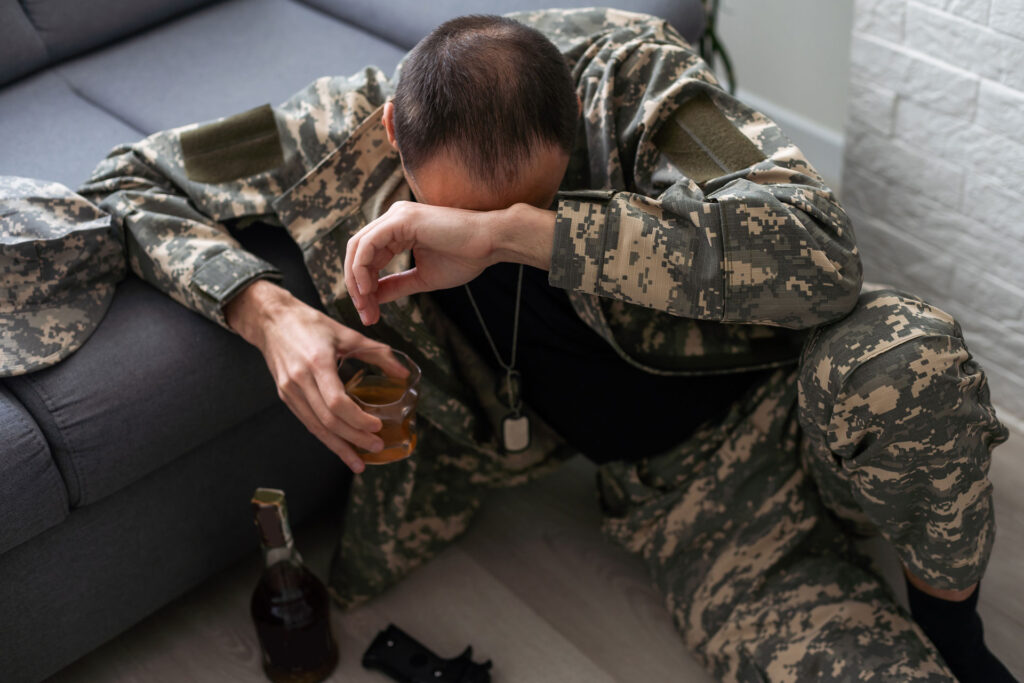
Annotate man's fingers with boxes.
[295,370,383,454]
[353,225,408,293]
[345,343,411,380]
[354,293,381,327]
[278,387,367,474]
[345,212,395,291]
[375,269,429,306]
[344,225,372,306]
[331,316,410,379]
[347,212,417,325]
[308,363,384,434]
[345,235,386,326]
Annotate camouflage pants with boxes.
[329,289,1008,682]
[596,288,1008,681]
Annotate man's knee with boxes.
[796,289,1008,590]
[799,287,969,443]
[800,286,1009,459]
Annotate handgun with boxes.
[362,623,492,683]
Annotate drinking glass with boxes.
[339,347,421,465]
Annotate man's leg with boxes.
[797,288,1013,682]
[597,368,953,682]
[327,307,579,608]
[328,413,577,607]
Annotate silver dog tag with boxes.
[502,414,531,453]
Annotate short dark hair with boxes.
[392,15,578,188]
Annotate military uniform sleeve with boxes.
[79,151,284,329]
[78,70,392,330]
[77,107,291,330]
[538,9,862,330]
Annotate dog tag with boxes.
[502,414,531,453]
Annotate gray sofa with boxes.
[0,1,703,680]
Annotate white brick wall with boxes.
[844,0,1024,429]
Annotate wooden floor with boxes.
[49,428,1024,682]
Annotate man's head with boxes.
[382,15,579,211]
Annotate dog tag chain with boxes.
[464,265,531,453]
[501,369,530,453]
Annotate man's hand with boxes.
[345,201,556,325]
[225,280,401,474]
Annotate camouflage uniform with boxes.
[76,9,1008,681]
[0,176,125,376]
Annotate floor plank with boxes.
[457,457,712,682]
[976,429,1024,677]
[48,429,1024,682]
[339,547,621,683]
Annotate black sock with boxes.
[905,578,1017,682]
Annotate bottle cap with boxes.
[251,487,292,548]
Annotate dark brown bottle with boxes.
[251,488,338,683]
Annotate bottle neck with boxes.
[253,492,302,567]
[263,539,303,568]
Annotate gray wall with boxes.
[717,0,854,134]
[716,0,854,192]
[843,0,1024,429]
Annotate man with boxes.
[79,10,1013,682]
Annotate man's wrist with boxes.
[492,203,555,270]
[224,279,292,347]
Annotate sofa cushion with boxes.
[57,0,408,136]
[0,71,144,188]
[298,0,707,51]
[4,222,321,509]
[18,0,218,63]
[0,384,69,555]
[0,1,49,87]
[0,398,346,683]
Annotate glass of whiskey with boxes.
[340,347,421,465]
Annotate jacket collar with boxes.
[272,105,402,248]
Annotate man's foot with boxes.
[906,578,1017,682]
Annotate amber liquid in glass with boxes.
[345,377,417,464]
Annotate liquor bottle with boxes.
[250,488,338,683]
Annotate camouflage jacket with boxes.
[78,7,861,560]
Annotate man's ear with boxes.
[382,100,398,149]
[577,93,583,118]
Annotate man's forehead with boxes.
[404,146,568,211]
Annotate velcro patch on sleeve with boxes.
[181,104,284,183]
[654,93,766,184]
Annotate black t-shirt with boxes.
[428,262,774,464]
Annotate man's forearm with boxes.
[492,203,556,271]
[224,279,294,348]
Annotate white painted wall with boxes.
[714,1,1024,429]
[715,0,855,191]
[843,0,1024,430]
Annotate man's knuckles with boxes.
[279,374,300,394]
[325,394,348,415]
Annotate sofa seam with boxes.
[53,68,149,138]
[5,376,84,507]
[16,0,37,30]
[0,401,72,557]
[15,0,53,62]
[31,377,88,505]
[6,0,54,88]
[287,0,410,52]
[26,412,71,513]
[1,385,72,518]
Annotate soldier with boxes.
[77,10,1014,682]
